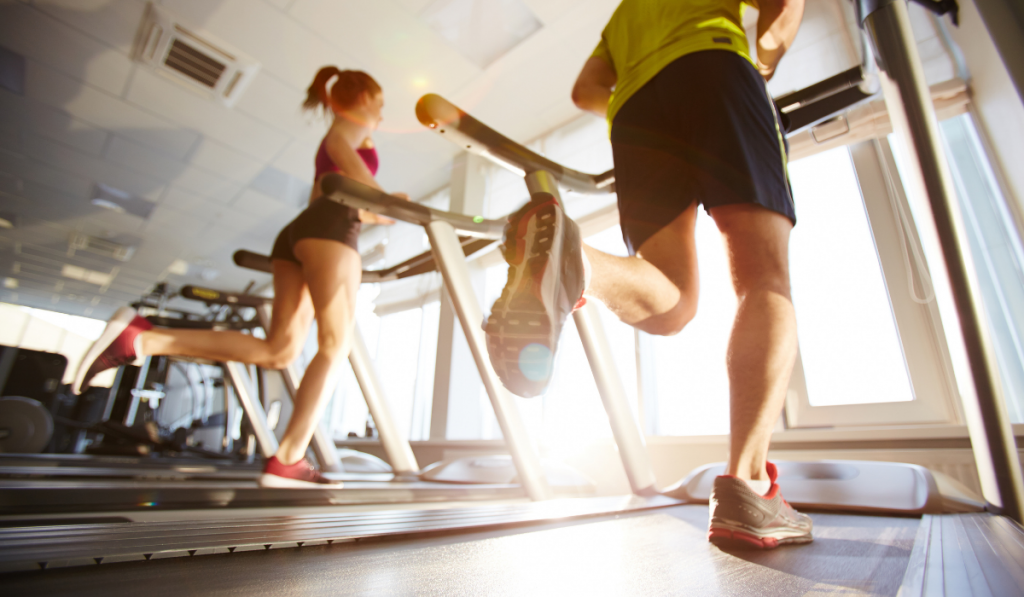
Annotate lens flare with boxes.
[518,343,552,382]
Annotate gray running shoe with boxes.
[485,193,586,397]
[708,461,813,549]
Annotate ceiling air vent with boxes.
[68,232,137,263]
[133,3,260,108]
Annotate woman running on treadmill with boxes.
[73,67,406,488]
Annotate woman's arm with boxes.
[571,56,617,118]
[753,0,805,81]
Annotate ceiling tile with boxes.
[270,138,317,182]
[125,67,291,162]
[189,138,266,185]
[26,62,200,160]
[161,185,222,216]
[0,2,134,96]
[0,150,94,201]
[105,134,189,182]
[23,133,167,201]
[231,188,294,219]
[444,0,615,145]
[32,0,148,56]
[287,0,480,130]
[104,134,245,202]
[523,0,583,25]
[172,166,243,203]
[162,0,362,92]
[234,71,321,140]
[27,101,110,157]
[142,204,212,239]
[249,166,312,208]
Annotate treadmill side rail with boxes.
[425,219,553,501]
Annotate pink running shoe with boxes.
[258,456,343,489]
[73,306,153,395]
[708,461,813,550]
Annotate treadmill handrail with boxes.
[321,173,506,239]
[775,66,868,112]
[415,94,615,195]
[418,72,879,180]
[233,237,496,284]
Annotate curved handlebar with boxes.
[320,173,506,239]
[415,94,615,195]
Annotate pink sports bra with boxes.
[314,139,379,179]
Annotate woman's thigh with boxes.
[292,239,362,348]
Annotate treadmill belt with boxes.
[10,504,1024,596]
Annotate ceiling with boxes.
[0,0,953,321]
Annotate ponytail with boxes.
[303,66,382,114]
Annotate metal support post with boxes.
[526,168,658,494]
[223,361,279,458]
[256,304,341,472]
[123,356,151,426]
[425,219,553,501]
[574,304,659,495]
[862,0,1024,522]
[348,327,420,476]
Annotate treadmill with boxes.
[3,1,1022,592]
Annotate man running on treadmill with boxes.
[486,0,810,549]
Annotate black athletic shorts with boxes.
[611,50,796,255]
[270,197,361,263]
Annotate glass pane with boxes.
[409,301,440,440]
[647,211,734,436]
[789,147,915,406]
[939,115,1024,422]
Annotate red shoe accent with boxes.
[259,456,341,488]
[708,528,779,549]
[75,307,153,394]
[511,197,558,266]
[573,296,587,311]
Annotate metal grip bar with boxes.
[863,0,1024,523]
[415,94,615,195]
[774,66,870,112]
[573,304,659,495]
[321,174,505,239]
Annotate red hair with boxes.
[303,67,381,113]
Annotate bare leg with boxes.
[275,238,361,465]
[708,203,797,483]
[585,202,701,336]
[138,261,314,370]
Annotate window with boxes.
[936,114,1024,422]
[643,212,735,436]
[325,291,439,442]
[789,147,915,407]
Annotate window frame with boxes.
[783,138,963,428]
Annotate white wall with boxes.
[944,0,1024,225]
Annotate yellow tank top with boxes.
[593,0,755,127]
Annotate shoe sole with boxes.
[258,473,344,489]
[708,520,813,550]
[485,199,566,397]
[73,306,139,395]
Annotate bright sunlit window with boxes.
[789,146,915,407]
